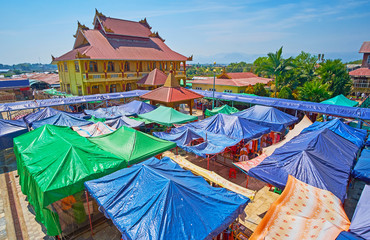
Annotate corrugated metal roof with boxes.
[100,17,152,37]
[190,77,271,87]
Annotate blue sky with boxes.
[1,0,369,64]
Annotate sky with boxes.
[1,0,369,64]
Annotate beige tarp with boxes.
[263,115,312,156]
[163,151,256,199]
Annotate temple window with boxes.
[74,61,80,72]
[124,61,130,71]
[89,61,98,72]
[64,62,68,72]
[107,61,115,72]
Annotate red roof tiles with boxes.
[54,12,187,62]
[223,72,258,79]
[349,68,370,76]
[190,77,271,87]
[99,17,152,38]
[141,87,203,103]
[359,42,370,53]
[137,69,167,86]
[54,29,187,61]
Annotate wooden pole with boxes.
[207,155,210,170]
[85,191,94,236]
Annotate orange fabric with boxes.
[250,175,350,240]
[61,196,76,210]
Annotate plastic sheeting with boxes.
[0,90,149,112]
[84,157,250,240]
[104,116,145,129]
[263,115,313,156]
[157,114,270,157]
[250,175,350,240]
[31,112,92,129]
[84,106,121,119]
[205,104,239,116]
[349,184,370,239]
[248,128,359,202]
[138,106,198,126]
[301,118,367,148]
[24,107,85,126]
[352,149,370,184]
[193,90,370,120]
[321,94,359,107]
[72,122,116,137]
[115,100,157,116]
[0,119,28,150]
[153,128,202,146]
[233,105,298,132]
[13,125,127,236]
[89,126,176,165]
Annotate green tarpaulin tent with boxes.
[321,94,359,107]
[14,125,127,236]
[87,115,106,123]
[129,116,154,124]
[138,106,198,126]
[360,97,370,108]
[89,126,176,165]
[205,104,240,117]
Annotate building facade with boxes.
[53,10,190,96]
[350,41,370,94]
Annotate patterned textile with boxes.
[234,154,267,172]
[72,122,116,137]
[250,175,350,240]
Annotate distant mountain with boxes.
[192,51,361,64]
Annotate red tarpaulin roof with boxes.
[137,68,167,86]
[141,72,203,103]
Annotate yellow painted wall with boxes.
[191,83,246,93]
[56,60,186,95]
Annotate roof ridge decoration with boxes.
[164,67,180,88]
[75,51,90,59]
[77,21,89,31]
[95,9,106,18]
[149,31,165,42]
[139,18,152,29]
[187,55,193,61]
[104,26,114,33]
[218,67,231,79]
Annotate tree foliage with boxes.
[253,83,268,96]
[315,59,352,97]
[298,80,330,102]
[278,86,295,99]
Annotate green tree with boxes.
[252,57,269,76]
[315,59,352,97]
[253,83,268,96]
[259,47,296,97]
[278,86,295,99]
[298,80,330,102]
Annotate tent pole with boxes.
[207,155,209,170]
[85,191,94,236]
[8,111,11,120]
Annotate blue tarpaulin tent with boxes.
[24,107,85,127]
[85,157,250,240]
[84,107,120,119]
[184,113,270,141]
[0,119,28,150]
[301,119,367,148]
[193,90,370,120]
[105,116,145,129]
[116,100,156,116]
[349,184,370,239]
[153,128,202,146]
[233,105,298,132]
[352,149,370,184]
[32,112,92,129]
[248,128,359,202]
[156,114,270,157]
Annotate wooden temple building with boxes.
[141,70,203,115]
[137,68,168,90]
[52,9,191,96]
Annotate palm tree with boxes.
[298,80,330,102]
[261,47,296,97]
